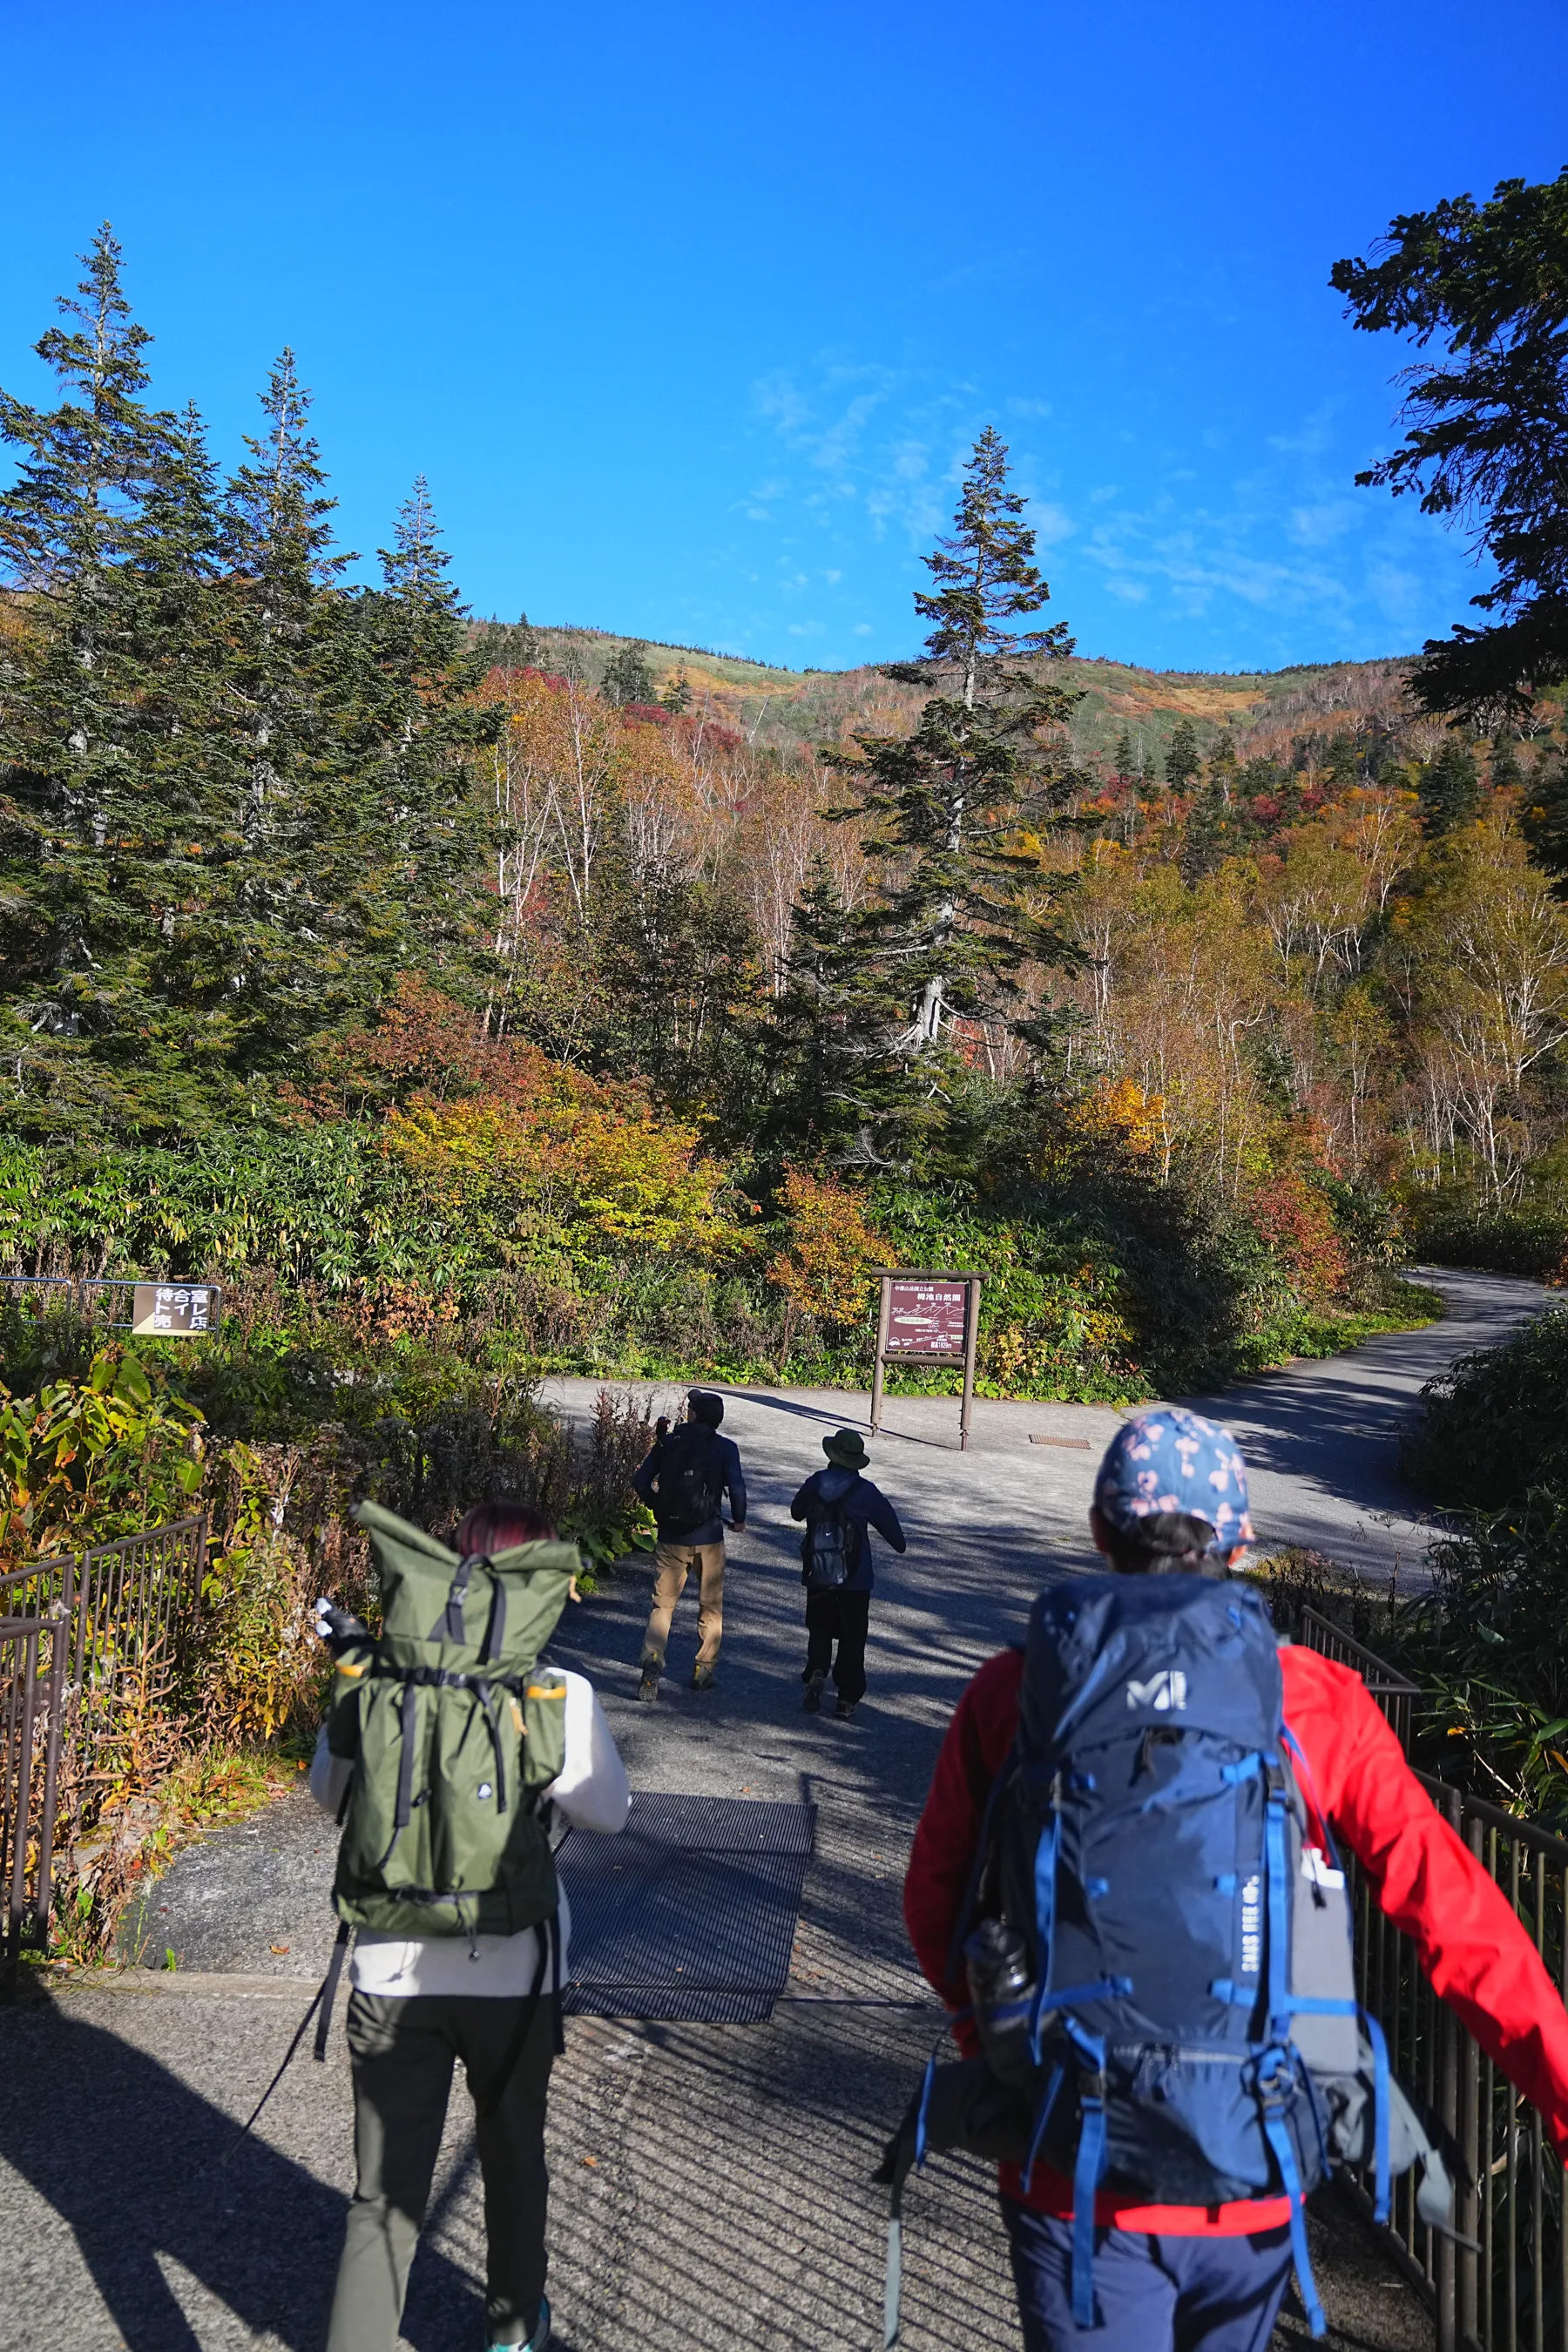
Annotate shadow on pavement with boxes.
[0,1999,481,2352]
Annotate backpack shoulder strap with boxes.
[943,1735,1020,1989]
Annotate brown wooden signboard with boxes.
[132,1282,221,1337]
[870,1267,983,1450]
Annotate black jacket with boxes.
[633,1424,747,1544]
[789,1466,906,1593]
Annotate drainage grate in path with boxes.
[558,1791,817,2024]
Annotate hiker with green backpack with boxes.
[309,1497,630,2352]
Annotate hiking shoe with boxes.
[803,1672,826,1713]
[692,1664,717,1690]
[835,1697,857,1720]
[636,1666,660,1703]
[490,2298,551,2350]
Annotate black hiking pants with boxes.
[326,1988,555,2352]
[803,1586,871,1704]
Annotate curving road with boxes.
[3,1267,1545,2352]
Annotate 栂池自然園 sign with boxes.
[882,1279,969,1358]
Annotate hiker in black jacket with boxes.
[790,1429,906,1720]
[632,1389,747,1700]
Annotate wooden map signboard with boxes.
[132,1282,222,1337]
[869,1268,983,1451]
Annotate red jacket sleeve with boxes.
[1282,1645,1568,2156]
[904,1648,1024,2013]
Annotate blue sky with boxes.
[5,0,1566,675]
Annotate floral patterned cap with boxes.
[1093,1408,1254,1552]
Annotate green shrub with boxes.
[1392,1493,1568,1824]
[1403,1307,1568,1508]
[1406,1200,1568,1281]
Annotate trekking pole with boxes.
[219,1978,328,2162]
[219,1924,350,2164]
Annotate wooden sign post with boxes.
[869,1268,983,1451]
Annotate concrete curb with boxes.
[39,1965,319,1999]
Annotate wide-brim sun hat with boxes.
[823,1429,870,1470]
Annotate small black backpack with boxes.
[803,1493,855,1588]
[655,1424,726,1535]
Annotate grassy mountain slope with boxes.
[486,619,1417,769]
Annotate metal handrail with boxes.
[0,1515,207,1994]
[1300,1614,1567,2349]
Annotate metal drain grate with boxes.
[557,1791,817,2023]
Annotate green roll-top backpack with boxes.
[328,1500,580,1939]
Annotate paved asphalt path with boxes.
[3,1266,1546,2351]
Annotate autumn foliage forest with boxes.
[6,202,1568,1612]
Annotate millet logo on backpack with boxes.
[1125,1669,1187,1712]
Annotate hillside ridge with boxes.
[472,616,1420,769]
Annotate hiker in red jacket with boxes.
[903,1408,1568,2352]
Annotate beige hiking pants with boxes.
[641,1538,726,1671]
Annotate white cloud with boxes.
[1287,501,1357,548]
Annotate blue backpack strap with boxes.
[1258,2051,1328,2340]
[1263,1761,1294,2042]
[1260,1761,1328,2338]
[1028,1810,1062,2062]
[1060,2016,1108,2328]
[943,1732,1019,1989]
[1360,2007,1393,2223]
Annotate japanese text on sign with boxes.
[883,1279,969,1357]
[132,1283,220,1337]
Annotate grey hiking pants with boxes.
[325,1986,557,2352]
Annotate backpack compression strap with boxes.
[432,1552,491,1646]
[1262,1763,1328,2338]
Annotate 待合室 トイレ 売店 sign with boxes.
[132,1283,221,1336]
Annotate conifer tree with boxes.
[1490,731,1523,790]
[1113,728,1136,782]
[758,863,930,1167]
[1165,717,1202,788]
[352,476,495,983]
[1417,738,1483,835]
[0,226,193,1127]
[660,667,693,713]
[602,639,657,706]
[1519,748,1568,883]
[1207,729,1238,797]
[213,349,362,1083]
[833,428,1082,1073]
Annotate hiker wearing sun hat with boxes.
[1092,1405,1254,1565]
[789,1429,906,1720]
[900,1405,1568,2352]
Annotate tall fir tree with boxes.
[1416,738,1484,836]
[0,225,205,1130]
[1490,730,1523,791]
[830,428,1083,1090]
[350,475,496,984]
[1165,717,1203,788]
[757,862,933,1168]
[214,348,364,1086]
[602,639,657,706]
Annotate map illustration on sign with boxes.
[132,1283,220,1337]
[882,1279,969,1357]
